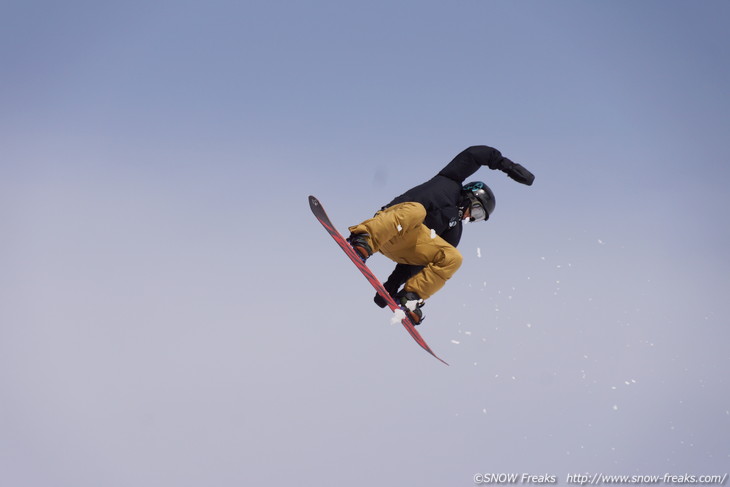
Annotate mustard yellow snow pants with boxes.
[348,202,463,300]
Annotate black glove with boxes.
[374,292,389,308]
[373,264,422,308]
[374,280,399,308]
[503,160,535,186]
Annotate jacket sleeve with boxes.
[438,145,534,186]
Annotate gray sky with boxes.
[2,1,729,486]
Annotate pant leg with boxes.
[379,223,463,300]
[348,202,427,253]
[349,201,462,300]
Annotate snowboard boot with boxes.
[396,290,425,325]
[346,232,373,263]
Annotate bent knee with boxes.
[411,202,427,221]
[439,247,462,272]
[398,202,426,226]
[387,202,427,231]
[447,248,463,269]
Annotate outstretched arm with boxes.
[438,145,535,185]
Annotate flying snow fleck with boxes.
[451,340,460,345]
[397,224,403,232]
[430,228,436,239]
[477,247,481,258]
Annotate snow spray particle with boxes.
[390,309,406,324]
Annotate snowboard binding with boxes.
[396,290,425,325]
[346,233,373,263]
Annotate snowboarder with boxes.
[346,145,534,325]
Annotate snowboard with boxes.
[308,195,448,365]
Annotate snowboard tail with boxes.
[308,195,448,365]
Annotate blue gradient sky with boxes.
[2,1,729,486]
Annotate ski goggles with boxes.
[469,200,488,222]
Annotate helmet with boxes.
[461,181,495,222]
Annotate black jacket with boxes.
[377,145,532,303]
